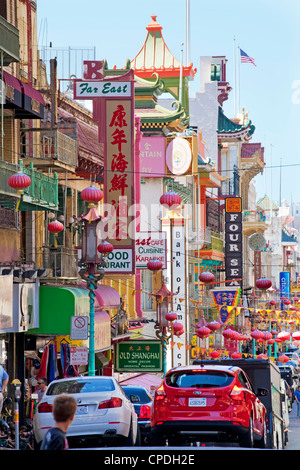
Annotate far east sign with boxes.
[114,340,163,373]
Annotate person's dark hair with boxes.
[39,378,47,385]
[52,394,77,423]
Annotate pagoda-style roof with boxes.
[217,107,255,142]
[256,195,279,212]
[134,74,188,132]
[131,15,196,80]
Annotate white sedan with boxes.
[33,376,139,448]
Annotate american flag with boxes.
[240,49,256,66]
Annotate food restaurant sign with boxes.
[114,340,163,372]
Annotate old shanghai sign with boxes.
[114,340,163,372]
[225,197,243,288]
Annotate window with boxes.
[47,378,115,395]
[165,370,234,388]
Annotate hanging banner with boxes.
[280,272,290,299]
[224,197,243,289]
[211,287,241,324]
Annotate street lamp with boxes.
[78,185,107,376]
[153,281,178,374]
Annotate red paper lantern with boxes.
[8,171,31,193]
[47,220,64,234]
[231,352,242,359]
[262,331,273,341]
[284,299,291,305]
[277,331,290,342]
[207,321,221,331]
[270,300,277,306]
[165,312,177,322]
[292,332,300,341]
[257,353,268,360]
[159,191,182,210]
[267,339,275,345]
[222,328,237,340]
[250,330,264,340]
[147,258,163,271]
[81,185,103,204]
[197,326,211,338]
[97,241,114,254]
[172,322,184,336]
[199,271,215,283]
[278,355,290,364]
[256,278,272,290]
[210,350,221,359]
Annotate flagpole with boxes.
[233,35,236,117]
[237,43,240,116]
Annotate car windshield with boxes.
[165,370,234,388]
[122,387,152,403]
[47,378,115,395]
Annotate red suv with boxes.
[150,364,267,447]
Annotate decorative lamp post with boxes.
[153,281,177,374]
[78,185,106,376]
[8,171,31,211]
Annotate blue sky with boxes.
[37,0,300,206]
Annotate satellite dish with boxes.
[249,233,266,251]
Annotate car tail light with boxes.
[98,397,122,409]
[38,402,53,413]
[230,385,244,400]
[139,405,151,420]
[155,385,166,401]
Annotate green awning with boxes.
[29,285,90,336]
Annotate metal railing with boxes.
[42,246,78,278]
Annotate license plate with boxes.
[76,405,88,415]
[188,398,206,407]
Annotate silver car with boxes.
[33,376,139,448]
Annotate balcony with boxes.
[195,231,224,263]
[242,210,268,237]
[42,246,78,280]
[0,159,58,211]
[22,129,78,173]
[0,16,20,65]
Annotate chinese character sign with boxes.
[105,100,134,250]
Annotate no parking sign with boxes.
[70,316,89,340]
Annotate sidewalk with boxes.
[285,400,300,450]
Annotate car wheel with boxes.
[123,419,135,446]
[239,416,254,448]
[135,424,141,446]
[256,420,267,448]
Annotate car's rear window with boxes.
[47,379,115,395]
[165,370,234,388]
[122,387,152,403]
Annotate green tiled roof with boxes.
[217,107,255,136]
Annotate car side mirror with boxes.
[257,388,269,397]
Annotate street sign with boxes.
[70,315,89,340]
[70,346,88,365]
[73,80,132,99]
[114,340,163,372]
